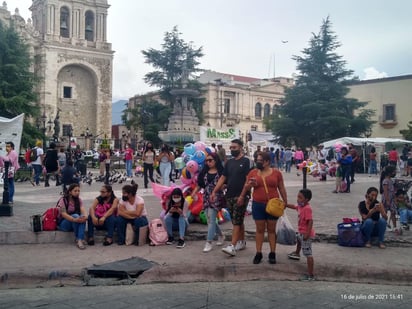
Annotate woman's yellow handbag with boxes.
[262,175,285,217]
[265,198,285,217]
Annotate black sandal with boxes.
[87,238,95,246]
[103,238,113,246]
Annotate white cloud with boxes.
[362,67,388,80]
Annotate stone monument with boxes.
[158,62,200,144]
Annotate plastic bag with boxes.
[276,214,296,245]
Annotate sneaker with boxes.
[268,252,276,264]
[203,242,213,253]
[166,237,174,245]
[222,244,236,256]
[216,235,224,246]
[77,240,85,250]
[253,252,263,264]
[234,240,246,251]
[299,274,315,281]
[288,252,300,260]
[176,239,185,248]
[401,224,410,231]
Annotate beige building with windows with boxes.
[128,70,294,145]
[348,75,412,139]
[0,0,113,144]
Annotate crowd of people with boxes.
[2,138,412,283]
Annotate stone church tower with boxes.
[31,0,113,141]
[1,0,113,143]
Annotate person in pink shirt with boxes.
[286,188,316,281]
[0,141,20,204]
[294,148,305,171]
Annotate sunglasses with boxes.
[205,159,214,162]
[100,191,108,193]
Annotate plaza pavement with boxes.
[0,169,411,287]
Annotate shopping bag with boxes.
[276,214,297,245]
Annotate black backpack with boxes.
[30,148,38,162]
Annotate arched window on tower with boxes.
[85,11,94,42]
[255,102,262,119]
[264,103,271,118]
[60,7,70,38]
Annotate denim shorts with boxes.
[252,201,278,221]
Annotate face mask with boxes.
[231,150,240,157]
[122,196,129,202]
[256,162,264,170]
[172,197,181,203]
[297,202,305,207]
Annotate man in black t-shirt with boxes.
[358,187,388,249]
[212,139,253,256]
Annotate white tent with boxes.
[321,136,412,149]
[0,114,24,157]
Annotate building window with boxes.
[62,124,73,137]
[85,11,94,41]
[63,86,72,98]
[60,7,70,38]
[224,98,230,114]
[255,102,262,119]
[264,103,271,117]
[383,104,395,121]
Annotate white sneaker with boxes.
[216,235,224,246]
[203,242,213,253]
[235,240,246,251]
[222,244,236,256]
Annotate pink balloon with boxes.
[186,160,199,174]
[194,141,206,151]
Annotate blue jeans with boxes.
[87,215,116,238]
[8,177,14,202]
[58,214,87,241]
[361,218,386,243]
[159,162,171,186]
[116,216,148,245]
[206,208,222,242]
[369,160,377,175]
[399,208,412,225]
[285,160,292,173]
[32,164,42,185]
[125,159,133,177]
[165,215,188,239]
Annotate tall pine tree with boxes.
[270,17,374,148]
[0,20,40,147]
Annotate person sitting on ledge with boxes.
[358,187,388,249]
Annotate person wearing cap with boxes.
[32,140,44,186]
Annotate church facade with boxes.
[0,0,113,144]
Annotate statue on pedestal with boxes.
[53,108,61,142]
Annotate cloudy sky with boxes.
[6,0,412,101]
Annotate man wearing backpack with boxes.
[32,140,44,186]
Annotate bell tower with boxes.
[29,0,113,143]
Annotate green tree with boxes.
[269,17,375,148]
[0,20,40,148]
[141,26,205,117]
[400,121,412,140]
[123,98,172,147]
